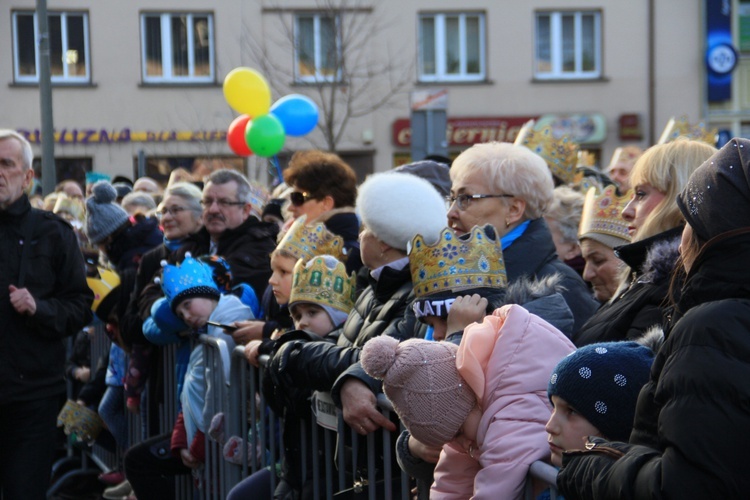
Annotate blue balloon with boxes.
[270,94,319,137]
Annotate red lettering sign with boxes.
[392,116,538,147]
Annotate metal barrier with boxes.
[217,344,560,499]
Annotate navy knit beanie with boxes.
[548,341,654,442]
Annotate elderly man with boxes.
[447,141,598,336]
[177,168,277,299]
[0,130,93,499]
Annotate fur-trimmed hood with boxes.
[639,235,681,285]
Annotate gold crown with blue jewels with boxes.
[657,116,717,146]
[408,225,508,299]
[515,122,579,185]
[276,215,346,263]
[289,255,356,314]
[578,185,632,246]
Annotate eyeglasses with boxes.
[446,193,514,211]
[200,198,245,208]
[157,205,188,217]
[289,191,313,207]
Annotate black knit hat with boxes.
[548,341,654,442]
[677,137,750,241]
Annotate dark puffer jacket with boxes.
[557,229,750,499]
[176,215,278,299]
[503,218,598,337]
[572,227,682,347]
[267,263,421,401]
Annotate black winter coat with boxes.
[572,227,682,347]
[0,195,93,404]
[176,216,278,299]
[267,263,420,402]
[503,218,598,337]
[558,229,750,499]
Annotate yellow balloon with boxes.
[223,67,271,116]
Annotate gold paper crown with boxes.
[516,125,579,185]
[578,185,632,245]
[409,225,507,298]
[657,116,717,146]
[289,256,356,313]
[276,215,346,263]
[577,150,597,168]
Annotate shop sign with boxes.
[534,114,607,144]
[17,128,227,145]
[392,116,537,147]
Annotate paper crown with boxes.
[607,145,643,171]
[57,399,104,445]
[516,124,579,185]
[86,267,121,319]
[276,215,346,263]
[578,185,632,247]
[657,116,717,146]
[54,194,85,222]
[247,180,270,218]
[289,255,356,314]
[577,150,597,169]
[159,253,220,311]
[409,225,507,299]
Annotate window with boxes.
[418,13,485,82]
[141,13,214,83]
[12,11,90,83]
[535,11,601,80]
[294,13,341,83]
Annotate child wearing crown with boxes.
[229,215,347,345]
[227,254,356,500]
[157,254,255,474]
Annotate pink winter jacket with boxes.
[431,304,575,499]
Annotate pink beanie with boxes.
[361,336,477,448]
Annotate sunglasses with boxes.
[290,191,314,207]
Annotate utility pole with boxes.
[37,0,56,194]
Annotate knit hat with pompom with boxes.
[85,181,130,244]
[361,336,476,447]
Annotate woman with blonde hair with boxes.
[572,138,716,347]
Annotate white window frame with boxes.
[140,13,215,84]
[418,12,486,83]
[534,10,602,80]
[12,11,91,84]
[293,13,342,83]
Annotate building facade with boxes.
[1,0,730,188]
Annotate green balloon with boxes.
[244,114,285,157]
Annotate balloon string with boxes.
[271,155,283,186]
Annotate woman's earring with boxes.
[505,219,511,228]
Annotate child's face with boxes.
[545,395,602,467]
[175,297,218,330]
[268,253,296,305]
[290,303,334,337]
[453,405,481,454]
[423,316,448,342]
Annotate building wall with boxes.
[1,0,706,184]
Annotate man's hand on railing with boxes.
[244,340,262,368]
[340,378,397,435]
[180,448,200,469]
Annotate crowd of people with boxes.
[2,121,750,500]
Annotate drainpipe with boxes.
[648,0,656,145]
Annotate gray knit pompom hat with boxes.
[85,181,130,244]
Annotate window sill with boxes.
[531,76,609,84]
[138,81,220,88]
[291,80,346,87]
[9,81,97,88]
[416,79,493,86]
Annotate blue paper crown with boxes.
[160,253,220,311]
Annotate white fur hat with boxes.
[357,172,446,251]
